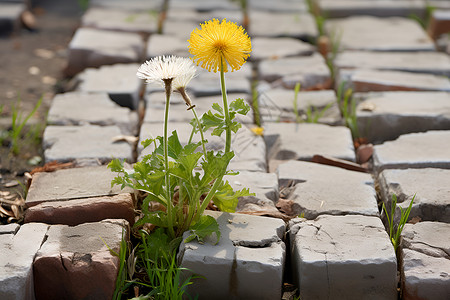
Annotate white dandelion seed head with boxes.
[136,55,196,89]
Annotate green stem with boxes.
[163,79,175,239]
[191,108,207,157]
[220,58,232,154]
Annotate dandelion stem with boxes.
[220,58,232,154]
[163,78,175,239]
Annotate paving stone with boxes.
[277,160,378,219]
[163,19,201,40]
[428,0,450,10]
[66,28,144,76]
[169,0,240,12]
[264,122,355,162]
[225,171,279,214]
[355,91,450,143]
[166,8,203,22]
[178,210,286,300]
[317,0,425,18]
[144,92,253,124]
[0,223,48,300]
[42,125,133,164]
[90,0,162,10]
[289,215,397,300]
[0,3,25,36]
[26,165,133,208]
[0,223,19,235]
[247,0,307,12]
[146,34,190,58]
[257,88,341,125]
[33,219,128,300]
[338,69,450,93]
[373,130,450,172]
[428,9,450,39]
[47,92,138,135]
[401,222,450,300]
[139,122,266,172]
[335,51,450,77]
[81,7,157,34]
[250,37,315,62]
[75,63,143,109]
[325,16,435,52]
[378,168,450,223]
[258,53,332,90]
[24,193,135,226]
[250,11,318,40]
[188,64,252,96]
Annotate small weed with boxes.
[9,95,43,155]
[251,80,261,127]
[293,83,332,123]
[382,194,416,252]
[337,82,360,140]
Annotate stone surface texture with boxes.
[179,211,286,300]
[401,222,450,300]
[356,91,450,143]
[75,63,142,109]
[326,16,435,52]
[378,168,450,223]
[26,166,133,207]
[24,193,135,226]
[250,37,315,61]
[66,28,143,76]
[264,123,356,162]
[33,219,128,300]
[373,130,450,172]
[289,215,397,300]
[47,92,138,135]
[42,125,133,163]
[0,223,49,300]
[277,161,378,219]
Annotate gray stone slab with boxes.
[250,37,315,62]
[289,215,397,300]
[75,63,142,109]
[179,210,286,300]
[144,92,253,124]
[277,160,378,219]
[225,171,279,214]
[188,64,252,96]
[47,92,138,135]
[264,122,356,162]
[338,69,450,93]
[335,51,450,77]
[356,91,450,143]
[0,223,49,300]
[248,0,307,12]
[81,7,157,34]
[401,222,450,300]
[250,11,318,40]
[258,53,332,90]
[163,19,200,40]
[378,168,450,223]
[139,122,266,172]
[373,130,450,172]
[317,0,425,18]
[258,88,341,125]
[428,0,450,10]
[66,28,144,76]
[26,165,133,207]
[169,0,240,11]
[90,0,162,11]
[33,219,127,300]
[0,3,24,36]
[43,125,133,164]
[325,16,435,52]
[0,223,19,235]
[146,34,190,58]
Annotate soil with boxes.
[0,0,83,223]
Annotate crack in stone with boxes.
[60,253,68,271]
[406,241,450,259]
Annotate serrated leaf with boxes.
[184,215,221,245]
[213,181,254,212]
[230,98,250,115]
[212,102,224,115]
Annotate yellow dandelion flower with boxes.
[188,18,252,73]
[250,126,264,136]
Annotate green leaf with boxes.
[229,98,250,116]
[212,180,254,212]
[212,102,224,115]
[184,215,221,245]
[200,151,234,186]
